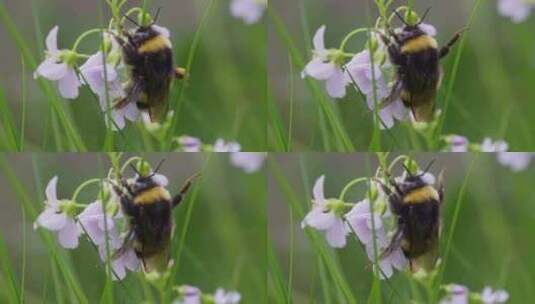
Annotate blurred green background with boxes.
[0,0,266,151]
[0,153,267,303]
[268,153,535,303]
[268,0,535,151]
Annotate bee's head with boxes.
[398,159,435,191]
[129,159,165,192]
[394,8,431,42]
[124,8,161,44]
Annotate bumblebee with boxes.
[111,162,197,272]
[379,162,444,272]
[380,9,464,122]
[113,11,186,122]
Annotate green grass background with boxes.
[268,0,535,151]
[0,0,266,151]
[0,153,267,303]
[268,153,535,303]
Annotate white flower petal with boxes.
[45,26,59,54]
[57,218,81,249]
[313,25,327,51]
[57,68,81,99]
[312,175,325,203]
[35,58,68,81]
[45,176,59,206]
[325,69,347,98]
[325,218,347,248]
[303,58,336,80]
[36,208,67,231]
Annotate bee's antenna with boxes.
[123,14,140,27]
[129,164,142,176]
[402,163,414,176]
[151,7,162,25]
[417,7,432,25]
[151,159,166,175]
[394,10,410,27]
[419,159,436,176]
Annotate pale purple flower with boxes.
[480,287,509,303]
[213,139,241,152]
[230,0,266,24]
[498,0,534,23]
[481,138,508,152]
[345,199,384,245]
[177,136,202,152]
[176,285,202,304]
[230,152,266,173]
[497,152,532,171]
[77,200,118,246]
[440,284,469,304]
[34,176,82,249]
[214,288,241,304]
[345,50,408,129]
[302,25,348,98]
[80,51,139,130]
[301,175,349,248]
[34,26,81,99]
[444,135,469,152]
[365,233,407,279]
[97,234,139,280]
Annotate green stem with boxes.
[387,154,410,173]
[72,28,105,52]
[339,177,368,202]
[71,178,102,202]
[339,28,369,52]
[120,156,144,174]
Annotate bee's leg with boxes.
[174,67,187,79]
[382,78,402,107]
[381,221,405,258]
[114,80,144,109]
[112,228,135,259]
[172,173,201,208]
[378,31,406,66]
[437,169,445,203]
[439,29,465,59]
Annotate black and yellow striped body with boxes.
[397,34,441,122]
[383,174,443,272]
[122,184,174,272]
[116,25,175,122]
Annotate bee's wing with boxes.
[112,228,136,260]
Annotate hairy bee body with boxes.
[381,171,444,272]
[381,14,463,122]
[112,172,195,272]
[115,24,184,122]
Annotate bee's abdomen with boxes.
[400,203,439,258]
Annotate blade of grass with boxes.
[0,84,19,150]
[434,0,482,146]
[0,230,20,304]
[0,156,88,303]
[0,2,86,151]
[165,0,217,149]
[269,8,354,151]
[431,154,478,302]
[269,158,357,303]
[267,237,289,302]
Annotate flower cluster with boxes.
[300,158,438,279]
[301,9,440,129]
[174,285,241,304]
[174,135,267,173]
[230,0,267,24]
[497,0,535,23]
[441,134,534,171]
[33,159,170,280]
[32,2,177,131]
[440,283,509,304]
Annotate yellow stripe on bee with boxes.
[138,35,172,54]
[403,185,439,205]
[134,187,171,205]
[401,35,438,54]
